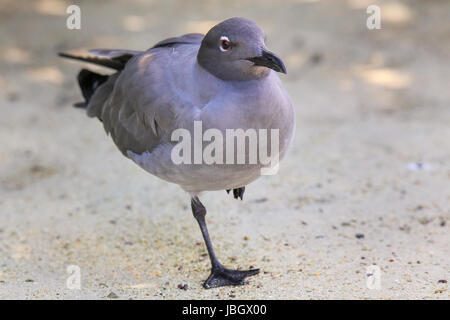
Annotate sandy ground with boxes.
[0,0,449,299]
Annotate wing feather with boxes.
[85,35,204,156]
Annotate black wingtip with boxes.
[73,102,87,109]
[58,51,124,70]
[58,52,75,59]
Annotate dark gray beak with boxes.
[247,50,287,74]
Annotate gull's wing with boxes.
[86,35,205,156]
[59,49,141,70]
[59,33,203,70]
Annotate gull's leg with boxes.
[191,196,259,289]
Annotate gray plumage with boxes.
[61,17,295,194]
[60,17,296,289]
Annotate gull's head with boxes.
[197,17,287,81]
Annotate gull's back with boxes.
[85,33,209,157]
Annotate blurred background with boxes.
[0,0,449,299]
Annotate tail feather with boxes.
[75,69,109,108]
[59,50,137,109]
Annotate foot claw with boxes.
[203,266,259,289]
[227,187,245,200]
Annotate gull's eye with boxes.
[219,36,231,52]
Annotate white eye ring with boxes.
[219,36,231,52]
